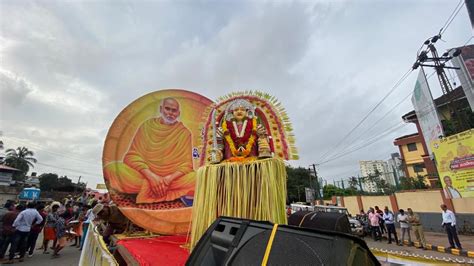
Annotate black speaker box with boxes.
[187,216,379,266]
[288,211,352,234]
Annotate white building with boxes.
[359,160,396,192]
[25,172,41,188]
[387,153,405,185]
[0,165,18,186]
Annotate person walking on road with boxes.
[407,208,426,249]
[5,202,43,264]
[397,209,411,246]
[368,208,382,241]
[52,211,73,258]
[42,203,59,254]
[375,206,386,234]
[383,206,399,245]
[440,204,462,250]
[0,203,20,260]
[26,203,46,258]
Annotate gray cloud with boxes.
[0,0,472,187]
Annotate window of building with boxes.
[413,164,425,173]
[407,143,417,152]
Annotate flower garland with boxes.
[222,117,257,157]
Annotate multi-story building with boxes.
[387,153,405,185]
[393,86,472,187]
[393,133,431,183]
[359,160,396,192]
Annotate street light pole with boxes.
[310,164,321,200]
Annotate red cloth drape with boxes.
[117,235,190,266]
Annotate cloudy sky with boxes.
[0,0,472,188]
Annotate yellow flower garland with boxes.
[222,117,257,158]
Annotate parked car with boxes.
[289,204,365,237]
[348,217,365,237]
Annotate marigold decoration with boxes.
[222,117,257,158]
[190,91,298,250]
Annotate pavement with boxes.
[364,228,474,264]
[416,231,474,252]
[0,234,81,266]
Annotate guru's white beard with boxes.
[161,114,178,125]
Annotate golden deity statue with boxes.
[210,99,271,163]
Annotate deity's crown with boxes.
[225,99,255,121]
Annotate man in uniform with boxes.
[407,208,426,249]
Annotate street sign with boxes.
[19,188,41,200]
[305,187,315,203]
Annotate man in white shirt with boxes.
[440,204,462,250]
[383,206,399,245]
[6,202,43,263]
[397,209,411,246]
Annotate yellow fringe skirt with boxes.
[189,158,288,250]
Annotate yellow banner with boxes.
[431,129,474,198]
[96,184,107,189]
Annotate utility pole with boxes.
[307,167,313,190]
[413,34,467,132]
[310,164,321,200]
[358,174,363,191]
[341,179,345,190]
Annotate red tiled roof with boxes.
[394,132,419,141]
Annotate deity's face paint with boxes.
[233,106,247,121]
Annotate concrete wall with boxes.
[396,190,442,213]
[344,196,359,215]
[0,186,21,205]
[416,213,474,234]
[338,190,474,234]
[0,193,17,204]
[361,195,391,211]
[452,198,474,214]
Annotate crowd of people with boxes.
[359,204,463,251]
[0,191,109,264]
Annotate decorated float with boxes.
[78,89,461,265]
[79,89,297,265]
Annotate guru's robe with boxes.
[104,118,195,203]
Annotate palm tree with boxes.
[348,176,359,190]
[4,146,37,181]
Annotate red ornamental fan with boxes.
[199,91,298,165]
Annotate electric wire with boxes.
[439,0,465,35]
[317,68,413,163]
[3,136,100,166]
[326,71,436,159]
[319,122,407,166]
[36,161,101,177]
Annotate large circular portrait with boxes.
[102,89,213,234]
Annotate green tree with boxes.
[413,175,428,189]
[4,147,37,181]
[399,176,415,190]
[364,170,382,193]
[39,173,59,191]
[286,166,311,203]
[40,174,78,192]
[348,176,359,191]
[322,184,345,199]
